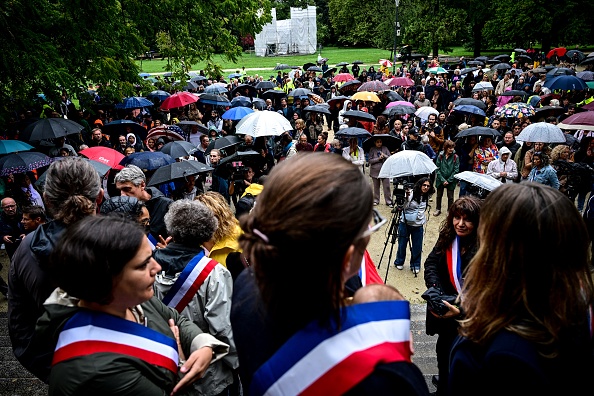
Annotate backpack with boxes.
[235,193,256,219]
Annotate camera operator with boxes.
[229,165,256,206]
[393,177,434,274]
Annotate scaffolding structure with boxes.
[254,6,317,57]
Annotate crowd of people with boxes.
[1,50,594,395]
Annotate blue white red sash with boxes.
[447,236,463,294]
[358,250,383,286]
[251,301,412,396]
[53,309,179,373]
[161,250,217,313]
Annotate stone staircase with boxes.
[0,307,437,395]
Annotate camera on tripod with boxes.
[393,177,414,207]
[230,161,250,182]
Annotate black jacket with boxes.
[8,220,67,382]
[0,211,24,258]
[145,186,172,241]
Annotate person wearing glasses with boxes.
[231,153,430,396]
[0,197,25,261]
[394,178,435,275]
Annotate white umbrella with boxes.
[472,82,494,91]
[516,122,566,143]
[235,110,293,137]
[454,171,502,191]
[414,106,439,121]
[378,150,437,179]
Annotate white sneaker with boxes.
[412,267,420,274]
[396,265,404,270]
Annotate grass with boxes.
[137,47,393,74]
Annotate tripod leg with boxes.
[384,208,404,284]
[377,210,399,270]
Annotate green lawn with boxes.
[137,47,393,74]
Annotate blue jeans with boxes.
[394,222,424,269]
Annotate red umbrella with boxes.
[334,73,354,83]
[79,147,125,170]
[160,92,198,110]
[546,47,567,59]
[357,81,391,92]
[387,77,415,87]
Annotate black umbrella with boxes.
[260,89,287,100]
[335,127,372,139]
[190,75,207,83]
[288,88,312,98]
[460,67,479,75]
[532,67,547,74]
[198,94,231,107]
[514,48,527,54]
[352,60,364,65]
[467,60,484,66]
[383,106,416,117]
[384,91,405,102]
[252,98,267,110]
[336,62,349,67]
[546,67,576,77]
[425,86,450,104]
[323,67,337,78]
[147,160,212,187]
[256,81,276,90]
[21,118,83,142]
[273,64,292,70]
[516,55,532,63]
[486,59,501,65]
[303,105,331,116]
[455,126,501,139]
[453,98,487,110]
[205,135,242,155]
[303,62,316,71]
[103,120,148,141]
[160,141,198,158]
[492,63,512,71]
[215,150,264,177]
[231,96,253,108]
[530,106,566,119]
[338,80,362,94]
[231,84,258,98]
[493,54,511,61]
[475,56,489,62]
[343,110,376,122]
[362,134,402,153]
[317,57,329,65]
[327,96,350,111]
[499,90,529,97]
[0,151,52,177]
[307,66,323,72]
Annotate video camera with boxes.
[230,161,250,182]
[393,177,415,207]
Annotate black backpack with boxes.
[235,193,256,219]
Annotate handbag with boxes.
[404,207,419,224]
[421,286,458,316]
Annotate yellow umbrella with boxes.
[351,91,380,103]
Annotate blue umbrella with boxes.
[139,73,151,78]
[222,107,254,121]
[228,73,243,79]
[119,151,174,170]
[147,90,171,101]
[453,105,486,117]
[544,75,588,91]
[231,96,253,108]
[0,140,34,155]
[204,85,228,94]
[115,96,153,109]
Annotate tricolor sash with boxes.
[53,309,179,373]
[251,300,412,396]
[161,250,217,313]
[358,250,383,286]
[447,236,463,294]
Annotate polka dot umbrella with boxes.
[495,102,535,120]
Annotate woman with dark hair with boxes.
[450,183,594,396]
[313,132,330,152]
[231,153,429,396]
[528,151,560,189]
[472,136,499,174]
[423,196,482,396]
[434,140,459,216]
[38,216,228,395]
[394,177,435,274]
[373,115,390,135]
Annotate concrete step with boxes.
[411,303,438,393]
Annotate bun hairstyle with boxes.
[239,153,373,333]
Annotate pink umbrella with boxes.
[386,101,415,109]
[334,73,355,83]
[387,77,415,87]
[379,59,393,67]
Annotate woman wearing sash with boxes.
[449,183,594,396]
[423,196,482,396]
[37,216,229,395]
[231,153,430,396]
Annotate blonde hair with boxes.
[195,191,239,243]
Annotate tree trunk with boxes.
[472,23,482,57]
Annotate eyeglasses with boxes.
[360,209,387,239]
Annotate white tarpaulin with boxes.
[254,6,317,57]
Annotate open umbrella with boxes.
[205,135,242,155]
[577,71,594,81]
[362,134,402,153]
[115,97,153,109]
[235,111,293,138]
[307,66,323,72]
[190,75,207,83]
[146,125,187,142]
[334,127,372,139]
[516,122,566,143]
[558,112,594,131]
[338,80,362,94]
[342,110,376,122]
[378,150,437,179]
[454,171,502,192]
[546,47,567,59]
[160,141,198,158]
[119,151,174,170]
[379,59,393,68]
[79,146,125,170]
[252,98,267,110]
[499,90,529,98]
[334,73,355,83]
[204,84,228,95]
[352,60,364,65]
[455,126,501,139]
[467,60,484,67]
[530,106,566,120]
[198,94,231,107]
[21,118,83,142]
[230,96,253,108]
[515,55,533,64]
[492,63,512,71]
[228,73,243,80]
[453,98,487,110]
[160,92,198,110]
[486,59,501,65]
[288,88,312,98]
[231,84,258,98]
[532,67,548,74]
[147,90,171,101]
[358,81,391,92]
[387,77,415,87]
[323,68,337,78]
[256,81,276,90]
[472,82,495,91]
[336,62,349,67]
[0,152,52,177]
[453,105,486,117]
[544,75,588,91]
[36,158,111,190]
[303,105,331,116]
[147,160,212,186]
[274,64,292,70]
[103,120,148,141]
[0,140,34,155]
[385,91,405,102]
[567,50,585,63]
[514,48,527,54]
[460,67,479,75]
[351,91,381,103]
[327,96,350,111]
[493,54,511,62]
[414,107,439,120]
[222,107,254,121]
[308,93,326,105]
[383,105,416,117]
[260,89,288,101]
[427,67,447,74]
[546,67,576,77]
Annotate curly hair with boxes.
[195,192,239,244]
[164,200,218,246]
[550,144,570,163]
